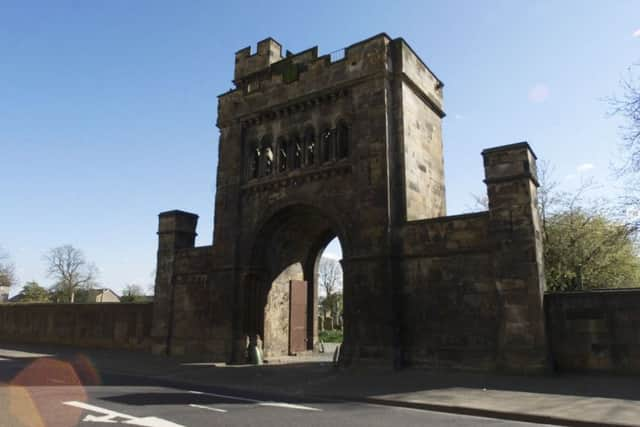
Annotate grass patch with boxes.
[319,329,343,343]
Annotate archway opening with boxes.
[244,206,347,363]
[316,237,344,350]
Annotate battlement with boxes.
[233,34,395,86]
[226,33,444,120]
[234,38,283,82]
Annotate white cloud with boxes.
[625,206,640,221]
[322,252,341,261]
[454,113,464,120]
[633,28,640,38]
[576,163,594,173]
[528,83,550,103]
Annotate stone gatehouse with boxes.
[151,33,548,372]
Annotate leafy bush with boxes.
[319,329,343,343]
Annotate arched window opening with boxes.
[304,127,316,166]
[293,136,303,169]
[337,121,349,159]
[321,129,334,163]
[278,138,288,173]
[261,136,274,176]
[249,143,260,179]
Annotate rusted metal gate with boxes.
[289,280,308,354]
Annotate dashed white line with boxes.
[188,390,259,403]
[187,390,321,412]
[258,402,322,412]
[188,404,227,413]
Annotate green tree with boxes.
[319,292,343,325]
[72,288,92,303]
[530,161,640,291]
[545,209,640,291]
[16,281,50,302]
[472,161,640,291]
[121,284,146,303]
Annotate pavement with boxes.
[0,343,639,426]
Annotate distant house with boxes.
[0,286,9,303]
[85,288,120,303]
[8,288,121,303]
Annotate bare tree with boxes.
[0,248,17,289]
[611,66,640,230]
[611,66,640,175]
[318,257,342,297]
[44,245,97,303]
[318,257,343,329]
[466,193,488,211]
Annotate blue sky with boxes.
[1,1,638,294]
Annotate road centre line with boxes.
[188,390,259,403]
[188,404,227,413]
[187,390,321,411]
[258,402,322,412]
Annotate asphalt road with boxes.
[0,355,558,427]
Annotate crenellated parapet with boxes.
[234,38,283,83]
[219,34,444,127]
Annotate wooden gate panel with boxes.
[289,280,308,354]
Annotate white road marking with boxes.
[63,401,184,427]
[187,390,321,412]
[188,390,259,403]
[188,404,227,413]
[0,358,8,361]
[258,402,322,412]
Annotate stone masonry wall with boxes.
[399,213,498,369]
[398,42,446,221]
[401,82,445,220]
[168,246,234,359]
[152,211,235,361]
[0,303,152,351]
[546,290,640,373]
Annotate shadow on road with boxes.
[103,392,252,406]
[2,341,640,403]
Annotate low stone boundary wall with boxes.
[0,303,153,351]
[546,289,640,373]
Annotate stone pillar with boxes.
[151,210,198,355]
[483,142,549,373]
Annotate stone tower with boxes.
[214,34,446,364]
[152,34,548,372]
